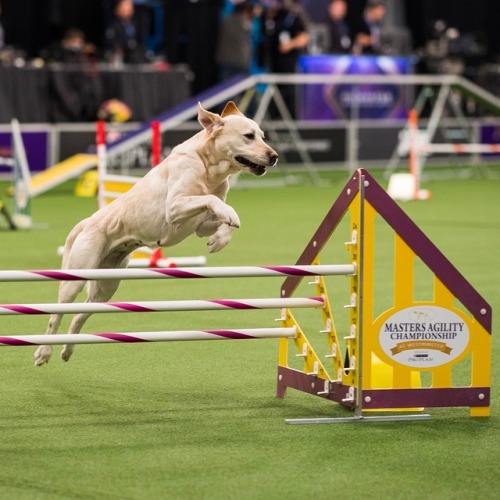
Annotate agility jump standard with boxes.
[275,168,491,423]
[0,169,491,423]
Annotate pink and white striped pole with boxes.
[0,297,324,316]
[0,264,355,283]
[421,144,500,154]
[0,327,297,346]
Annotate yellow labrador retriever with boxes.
[34,101,278,366]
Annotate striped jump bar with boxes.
[421,144,500,154]
[0,264,355,282]
[0,327,297,346]
[0,297,325,316]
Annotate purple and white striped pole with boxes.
[0,264,355,282]
[0,297,324,316]
[0,327,297,346]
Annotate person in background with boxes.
[104,0,145,64]
[326,0,351,54]
[353,0,386,55]
[49,28,102,121]
[300,0,330,24]
[258,0,309,118]
[51,28,90,64]
[0,2,4,51]
[216,0,254,81]
[162,0,223,95]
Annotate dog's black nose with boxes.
[268,152,279,165]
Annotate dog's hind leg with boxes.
[34,222,105,366]
[60,255,129,362]
[34,279,87,366]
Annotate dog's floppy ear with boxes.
[198,102,224,136]
[221,101,244,118]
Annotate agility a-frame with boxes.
[277,169,491,423]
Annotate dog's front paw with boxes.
[212,202,240,229]
[207,224,235,253]
[225,207,240,228]
[34,345,53,366]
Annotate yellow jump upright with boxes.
[277,169,491,423]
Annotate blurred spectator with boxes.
[104,0,145,64]
[0,2,4,50]
[353,0,386,55]
[163,0,222,95]
[49,28,95,64]
[59,28,86,62]
[326,0,351,53]
[216,0,253,81]
[300,0,330,24]
[49,28,102,121]
[258,0,309,117]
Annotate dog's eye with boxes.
[244,132,255,140]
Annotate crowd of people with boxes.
[45,0,149,66]
[0,0,397,120]
[215,0,390,83]
[0,0,392,77]
[214,0,391,115]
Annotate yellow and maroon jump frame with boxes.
[277,168,491,423]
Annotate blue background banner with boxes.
[298,55,414,120]
[0,131,49,174]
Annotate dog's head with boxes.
[197,102,278,176]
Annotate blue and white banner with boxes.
[298,55,414,121]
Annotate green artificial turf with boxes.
[0,167,499,499]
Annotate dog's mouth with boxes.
[235,156,269,176]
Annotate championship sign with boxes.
[379,306,470,368]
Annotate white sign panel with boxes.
[379,306,469,368]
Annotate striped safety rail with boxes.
[0,264,355,282]
[0,297,325,315]
[0,327,297,346]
